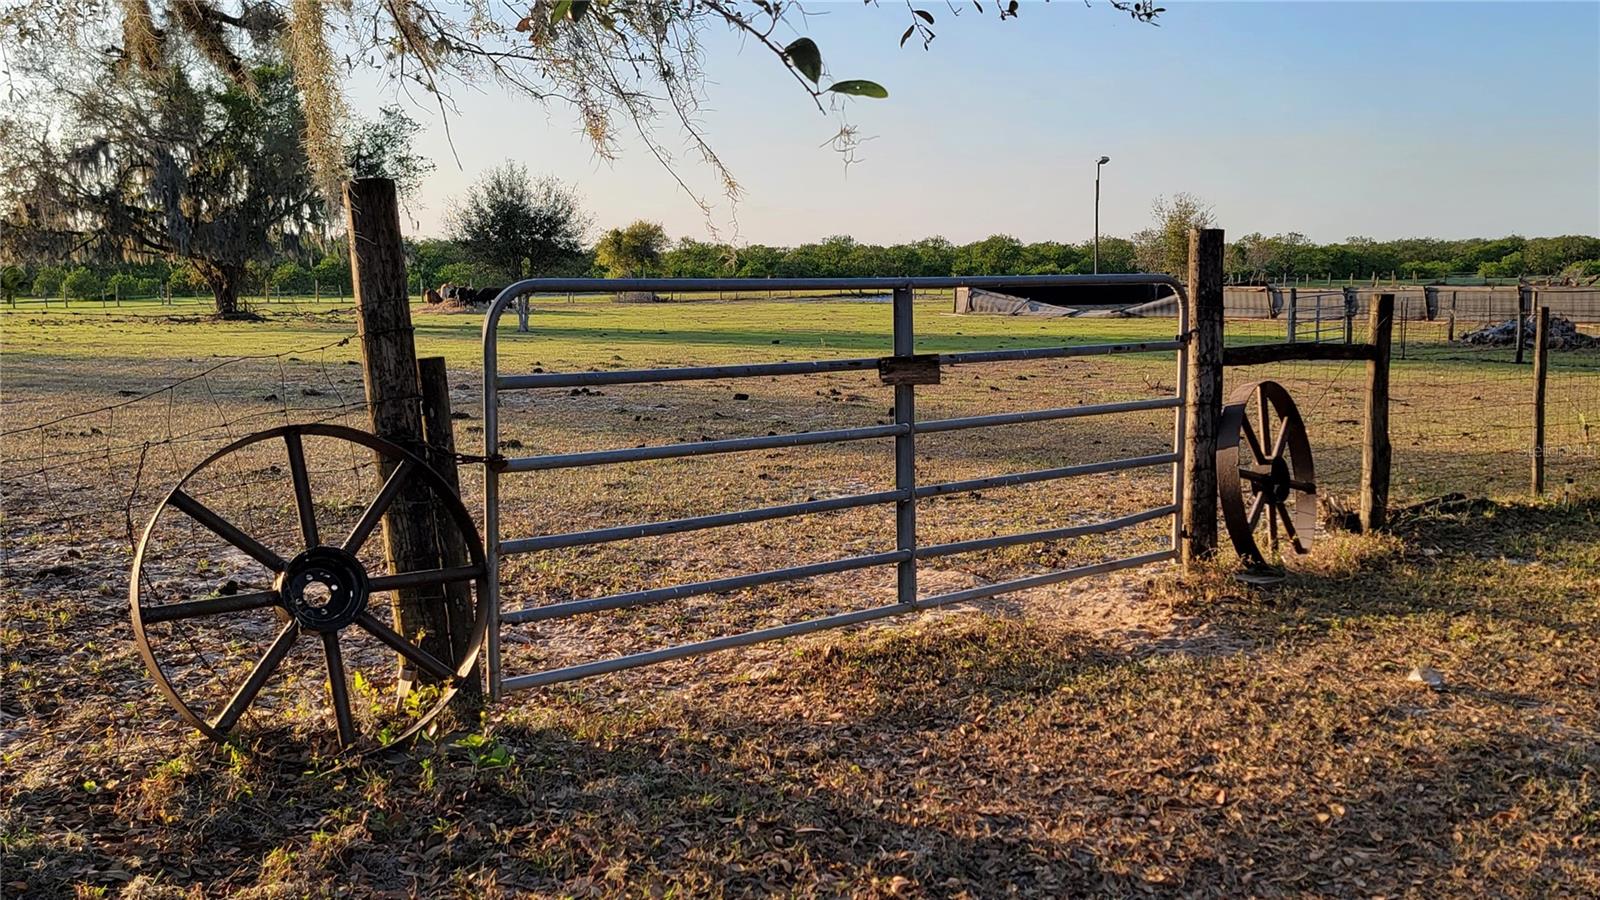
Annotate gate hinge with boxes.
[452,450,508,471]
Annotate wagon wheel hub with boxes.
[277,547,370,633]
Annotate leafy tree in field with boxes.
[1092,237,1138,274]
[344,106,435,202]
[1,265,25,304]
[167,264,205,296]
[1521,236,1600,275]
[953,235,1025,276]
[662,239,734,279]
[447,163,589,283]
[1,62,324,317]
[62,267,100,300]
[595,221,670,278]
[435,262,504,288]
[105,272,140,298]
[1479,253,1526,279]
[734,245,785,278]
[1132,194,1215,276]
[31,266,65,298]
[270,262,309,292]
[411,239,469,289]
[311,255,350,292]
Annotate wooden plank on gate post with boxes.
[1531,305,1549,496]
[1360,293,1394,532]
[346,177,458,695]
[1182,228,1225,568]
[418,356,481,697]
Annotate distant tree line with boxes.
[8,165,1596,304]
[9,229,1598,303]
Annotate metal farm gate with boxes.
[479,276,1190,701]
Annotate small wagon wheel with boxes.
[130,423,488,752]
[1217,380,1317,568]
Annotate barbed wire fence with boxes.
[0,333,375,556]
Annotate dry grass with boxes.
[2,296,1598,897]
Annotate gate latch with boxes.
[877,354,941,386]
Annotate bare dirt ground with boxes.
[3,298,1598,897]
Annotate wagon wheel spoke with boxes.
[1287,478,1317,494]
[1239,467,1270,485]
[284,432,319,550]
[1275,501,1309,553]
[1266,503,1280,556]
[342,459,417,555]
[321,631,356,747]
[354,610,455,682]
[1271,421,1293,461]
[1246,492,1268,528]
[367,564,485,594]
[212,621,300,733]
[1239,415,1268,465]
[1256,385,1273,458]
[141,590,279,624]
[169,489,286,572]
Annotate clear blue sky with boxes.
[352,1,1600,246]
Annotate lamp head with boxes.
[1097,156,1111,165]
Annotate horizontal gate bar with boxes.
[502,550,910,623]
[499,547,1178,693]
[916,396,1181,434]
[499,357,881,391]
[941,340,1183,366]
[498,341,1185,392]
[915,452,1179,498]
[915,505,1179,560]
[487,274,1186,299]
[500,490,905,555]
[501,422,908,472]
[501,601,912,692]
[914,549,1177,609]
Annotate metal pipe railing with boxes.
[502,550,909,624]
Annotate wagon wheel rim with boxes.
[1217,380,1317,568]
[129,423,488,753]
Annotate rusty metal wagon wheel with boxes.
[1217,380,1317,568]
[130,423,488,752]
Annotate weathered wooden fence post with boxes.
[1182,227,1225,568]
[1531,305,1550,496]
[346,177,464,697]
[1286,286,1298,342]
[1360,293,1394,531]
[1343,286,1357,344]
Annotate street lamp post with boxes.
[1093,156,1111,274]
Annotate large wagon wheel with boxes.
[1217,380,1316,568]
[130,423,487,752]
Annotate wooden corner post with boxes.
[1360,293,1394,532]
[346,177,464,696]
[1182,227,1225,568]
[1531,305,1550,495]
